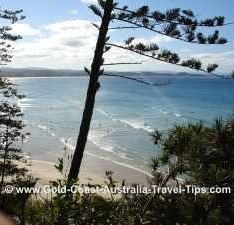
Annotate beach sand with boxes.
[25,149,150,186]
[22,128,151,186]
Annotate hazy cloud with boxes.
[12,20,97,69]
[11,23,41,36]
[9,19,234,73]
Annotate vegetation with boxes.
[69,0,233,181]
[0,7,36,225]
[0,7,25,66]
[5,117,230,225]
[0,2,233,225]
[149,118,233,225]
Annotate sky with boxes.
[1,0,234,74]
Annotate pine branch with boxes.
[114,7,233,27]
[89,5,103,18]
[113,17,227,44]
[102,73,152,85]
[0,8,25,23]
[106,42,226,79]
[103,62,142,65]
[102,73,171,86]
[109,26,141,30]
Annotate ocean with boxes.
[12,73,234,174]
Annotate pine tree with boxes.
[0,7,37,225]
[0,4,26,193]
[0,78,28,191]
[0,7,25,66]
[68,0,233,180]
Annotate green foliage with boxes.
[98,0,106,9]
[149,157,160,171]
[55,158,63,173]
[207,63,219,73]
[159,118,233,186]
[150,130,162,145]
[158,49,180,63]
[182,9,195,18]
[104,4,234,78]
[114,5,228,44]
[0,10,27,191]
[150,118,233,225]
[1,118,231,225]
[125,37,135,45]
[89,5,103,18]
[0,78,28,186]
[84,66,91,75]
[181,58,202,70]
[197,32,207,44]
[0,8,37,225]
[0,8,25,65]
[0,78,37,225]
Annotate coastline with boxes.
[16,75,233,187]
[22,124,151,186]
[25,150,150,187]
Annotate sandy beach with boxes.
[25,149,150,186]
[22,127,151,186]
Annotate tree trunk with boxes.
[68,1,114,181]
[0,126,9,192]
[0,149,7,192]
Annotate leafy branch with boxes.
[114,6,233,27]
[112,16,228,44]
[0,8,25,65]
[102,73,153,85]
[87,2,233,83]
[106,41,225,79]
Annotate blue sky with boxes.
[1,0,234,73]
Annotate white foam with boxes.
[173,113,182,118]
[97,108,154,133]
[60,133,133,162]
[18,98,33,109]
[58,137,152,177]
[88,130,133,160]
[38,125,47,130]
[88,130,114,153]
[97,109,110,118]
[119,119,154,133]
[160,109,168,114]
[160,109,182,118]
[38,124,56,137]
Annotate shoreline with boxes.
[26,150,151,186]
[26,159,105,186]
[22,125,152,186]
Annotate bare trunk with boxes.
[68,1,114,181]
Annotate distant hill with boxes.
[0,67,223,78]
[0,67,86,77]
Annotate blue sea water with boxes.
[12,74,234,173]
